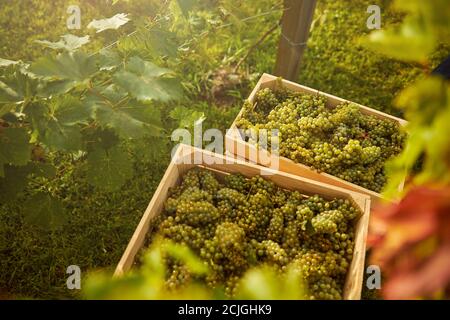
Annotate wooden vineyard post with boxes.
[274,0,317,81]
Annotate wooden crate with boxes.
[115,145,371,300]
[225,73,407,203]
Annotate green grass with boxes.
[0,158,168,298]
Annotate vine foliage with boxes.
[364,0,450,299]
[0,10,184,228]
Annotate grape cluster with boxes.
[308,276,344,300]
[259,240,289,266]
[267,208,284,242]
[151,168,362,299]
[311,210,344,234]
[236,87,406,192]
[166,264,192,291]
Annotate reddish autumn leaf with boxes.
[369,186,450,299]
[384,244,450,299]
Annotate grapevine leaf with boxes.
[90,100,162,139]
[30,51,98,88]
[371,186,450,299]
[25,103,52,131]
[98,49,123,71]
[363,0,450,63]
[394,77,447,122]
[0,166,28,203]
[0,165,31,201]
[0,58,19,67]
[169,106,205,128]
[0,68,40,103]
[418,106,450,184]
[384,77,450,195]
[25,102,84,152]
[35,34,90,52]
[125,56,172,77]
[95,104,162,139]
[1,112,21,124]
[28,162,57,178]
[39,79,78,96]
[86,145,133,191]
[86,84,163,139]
[113,56,182,102]
[147,29,178,57]
[87,13,130,33]
[23,192,67,230]
[384,245,450,300]
[363,20,435,62]
[134,28,178,58]
[393,0,450,39]
[0,80,20,103]
[50,96,92,126]
[176,0,199,17]
[0,163,56,202]
[83,127,120,151]
[0,127,31,177]
[131,137,169,163]
[42,121,83,151]
[0,104,14,117]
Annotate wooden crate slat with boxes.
[114,147,184,276]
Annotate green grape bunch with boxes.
[236,87,406,192]
[149,168,363,300]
